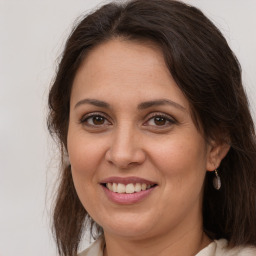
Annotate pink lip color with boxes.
[100,176,157,205]
[102,185,156,204]
[100,176,156,185]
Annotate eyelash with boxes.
[80,112,111,127]
[144,112,176,128]
[79,112,176,129]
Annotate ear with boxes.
[206,140,230,171]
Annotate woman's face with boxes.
[68,39,215,240]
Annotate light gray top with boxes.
[78,237,256,256]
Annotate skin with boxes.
[67,39,229,256]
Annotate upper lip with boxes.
[100,176,157,185]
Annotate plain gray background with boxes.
[1,0,255,255]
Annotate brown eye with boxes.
[81,114,111,127]
[144,113,176,129]
[92,116,105,125]
[154,116,167,126]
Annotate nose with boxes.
[105,125,146,169]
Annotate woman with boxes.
[47,0,256,255]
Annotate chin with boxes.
[96,212,156,239]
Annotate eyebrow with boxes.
[138,99,186,111]
[74,99,110,109]
[74,98,185,111]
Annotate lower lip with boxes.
[102,185,156,205]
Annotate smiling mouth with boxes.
[102,183,157,194]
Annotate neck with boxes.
[103,224,211,256]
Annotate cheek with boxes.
[67,130,105,177]
[67,130,105,203]
[67,131,105,215]
[147,133,208,193]
[148,137,207,221]
[150,136,207,170]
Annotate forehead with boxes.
[75,38,168,83]
[70,38,189,110]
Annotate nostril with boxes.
[104,135,146,168]
[105,148,146,169]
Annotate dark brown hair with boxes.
[47,0,256,255]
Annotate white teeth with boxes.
[126,183,135,193]
[106,183,112,190]
[141,183,147,191]
[135,183,142,192]
[106,182,154,194]
[117,183,126,193]
[112,183,117,192]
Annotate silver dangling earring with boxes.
[213,169,221,190]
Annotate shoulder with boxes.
[216,239,256,256]
[197,239,256,256]
[78,237,104,256]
